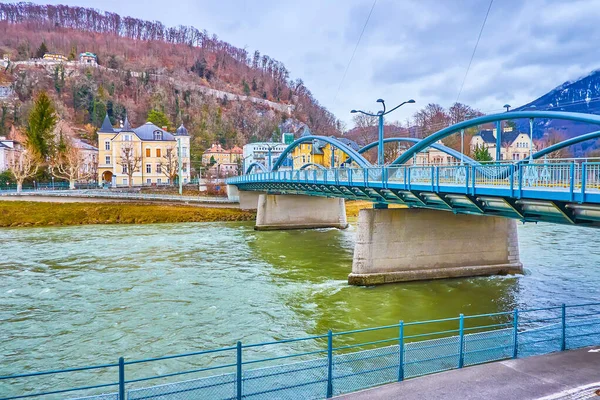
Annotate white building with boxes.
[470,127,535,161]
[73,139,99,179]
[0,137,20,172]
[242,142,290,172]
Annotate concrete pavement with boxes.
[336,347,600,400]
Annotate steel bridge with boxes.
[229,111,600,228]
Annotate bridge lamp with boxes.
[504,104,511,112]
[351,98,416,166]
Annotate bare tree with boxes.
[160,146,179,185]
[8,147,39,193]
[117,143,141,187]
[49,139,94,189]
[352,112,378,146]
[534,130,572,159]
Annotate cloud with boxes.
[25,0,600,126]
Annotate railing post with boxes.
[561,303,566,351]
[513,309,519,359]
[581,163,587,202]
[569,162,575,201]
[458,314,465,368]
[465,164,469,194]
[327,330,333,398]
[118,357,125,400]
[518,165,523,199]
[398,321,405,382]
[237,341,243,400]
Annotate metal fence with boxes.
[2,302,600,400]
[228,161,600,195]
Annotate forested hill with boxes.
[0,2,341,155]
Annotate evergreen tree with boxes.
[473,144,493,162]
[147,109,172,130]
[35,42,49,58]
[26,91,57,159]
[242,79,250,96]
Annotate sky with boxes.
[23,0,600,126]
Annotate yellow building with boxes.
[97,115,191,186]
[202,144,232,165]
[290,128,357,169]
[42,53,68,62]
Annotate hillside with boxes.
[0,2,341,163]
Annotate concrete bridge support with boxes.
[238,189,264,211]
[349,208,522,285]
[255,194,348,230]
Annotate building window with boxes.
[123,178,128,185]
[183,162,188,172]
[156,164,161,173]
[122,165,128,173]
[146,164,151,173]
[157,178,162,184]
[182,147,188,157]
[146,148,151,157]
[154,131,163,140]
[123,134,132,141]
[146,178,152,184]
[105,155,111,165]
[105,141,110,150]
[156,148,162,157]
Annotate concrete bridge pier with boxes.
[255,193,348,230]
[349,208,522,285]
[227,185,264,211]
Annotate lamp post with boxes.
[351,98,416,166]
[291,155,303,170]
[242,154,252,174]
[264,143,278,171]
[51,176,54,190]
[177,137,183,195]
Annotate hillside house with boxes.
[79,52,97,66]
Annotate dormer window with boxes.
[154,131,163,140]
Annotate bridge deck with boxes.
[228,163,600,227]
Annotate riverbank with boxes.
[0,201,255,227]
[0,199,401,227]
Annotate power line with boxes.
[456,0,494,103]
[332,0,377,105]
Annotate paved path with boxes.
[337,347,600,400]
[0,194,240,208]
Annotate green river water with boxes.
[1,219,600,396]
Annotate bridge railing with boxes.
[2,302,600,400]
[229,160,600,196]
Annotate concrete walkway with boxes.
[337,347,600,400]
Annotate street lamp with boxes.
[522,105,537,161]
[351,98,415,165]
[242,154,253,174]
[290,154,303,170]
[264,143,278,171]
[504,104,511,112]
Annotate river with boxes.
[1,220,600,396]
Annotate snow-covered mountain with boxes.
[516,70,600,115]
[511,70,600,155]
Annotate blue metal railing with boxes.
[227,162,600,209]
[2,302,600,400]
